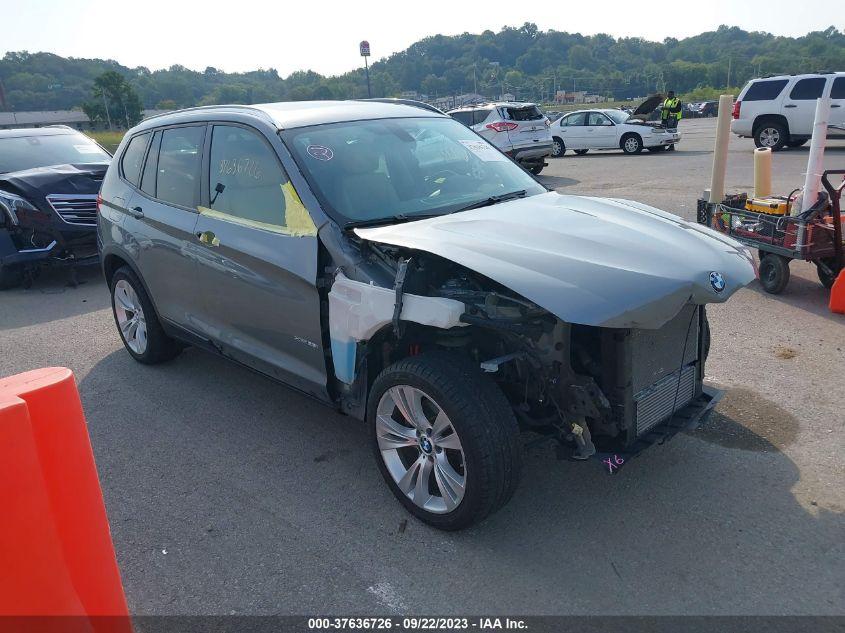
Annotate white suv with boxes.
[448,102,552,174]
[731,72,845,150]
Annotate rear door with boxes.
[783,77,826,136]
[829,76,845,135]
[192,122,327,397]
[557,112,587,149]
[584,111,617,148]
[503,105,550,149]
[121,125,205,332]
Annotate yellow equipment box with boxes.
[745,196,790,215]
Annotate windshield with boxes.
[605,110,630,124]
[282,117,545,225]
[0,133,111,173]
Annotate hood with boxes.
[628,94,664,121]
[0,163,108,203]
[355,192,756,329]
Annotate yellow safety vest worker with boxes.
[661,97,682,121]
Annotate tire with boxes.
[574,149,589,156]
[368,352,522,531]
[0,263,23,290]
[786,139,808,148]
[109,266,183,364]
[621,133,643,154]
[758,254,790,294]
[551,137,565,157]
[754,121,788,151]
[702,310,711,364]
[816,258,839,289]
[529,164,544,175]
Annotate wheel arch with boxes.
[619,131,643,149]
[753,114,790,137]
[101,246,165,323]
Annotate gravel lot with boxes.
[0,118,843,615]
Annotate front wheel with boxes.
[621,134,643,154]
[816,258,840,289]
[551,137,566,157]
[529,164,544,175]
[369,352,522,530]
[0,263,23,290]
[758,254,791,294]
[573,149,589,156]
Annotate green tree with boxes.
[82,70,142,129]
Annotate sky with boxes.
[0,0,837,77]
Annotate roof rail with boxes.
[357,98,444,114]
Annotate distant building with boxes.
[431,93,486,111]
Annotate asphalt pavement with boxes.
[0,118,842,615]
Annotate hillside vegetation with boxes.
[1,24,842,111]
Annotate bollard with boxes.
[0,368,131,631]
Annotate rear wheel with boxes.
[621,133,643,154]
[816,258,840,289]
[754,122,788,151]
[369,352,522,531]
[758,254,791,294]
[574,149,589,156]
[110,266,183,364]
[551,137,565,157]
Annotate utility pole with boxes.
[726,56,732,90]
[359,40,372,98]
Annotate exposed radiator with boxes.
[634,363,697,436]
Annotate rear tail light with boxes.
[486,121,518,132]
[732,100,741,119]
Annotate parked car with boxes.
[98,101,754,530]
[550,103,681,156]
[0,126,111,288]
[447,101,552,174]
[731,72,845,150]
[698,101,719,117]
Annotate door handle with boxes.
[784,104,797,108]
[128,206,144,218]
[196,230,220,247]
[832,104,841,108]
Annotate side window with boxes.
[449,111,474,127]
[156,126,204,208]
[832,77,845,100]
[587,112,610,126]
[206,125,315,235]
[789,78,826,100]
[140,131,161,196]
[121,133,150,187]
[472,109,492,125]
[743,79,788,101]
[563,112,586,126]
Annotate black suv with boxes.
[0,126,111,288]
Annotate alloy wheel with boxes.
[376,385,467,514]
[759,127,780,147]
[113,279,148,354]
[624,137,640,153]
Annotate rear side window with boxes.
[832,77,845,100]
[472,109,492,125]
[505,106,543,121]
[121,133,150,187]
[140,131,161,196]
[789,77,826,100]
[450,111,474,126]
[156,126,204,209]
[743,79,788,101]
[562,112,586,126]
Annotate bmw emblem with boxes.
[709,271,726,293]
[420,438,433,454]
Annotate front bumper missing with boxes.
[0,230,99,269]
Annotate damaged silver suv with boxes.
[98,101,755,530]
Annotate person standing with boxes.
[661,90,682,151]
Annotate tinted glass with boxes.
[450,111,474,126]
[743,79,788,101]
[208,125,290,229]
[789,77,826,100]
[121,133,149,187]
[156,126,204,208]
[473,109,493,125]
[0,133,111,173]
[563,112,586,126]
[506,106,544,121]
[587,112,611,126]
[832,77,845,100]
[140,131,161,196]
[283,117,545,225]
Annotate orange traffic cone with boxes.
[0,368,131,632]
[831,269,845,314]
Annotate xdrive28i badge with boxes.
[709,271,726,292]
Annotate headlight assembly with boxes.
[0,188,38,226]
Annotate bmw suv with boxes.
[99,101,754,529]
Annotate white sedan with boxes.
[550,108,681,156]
